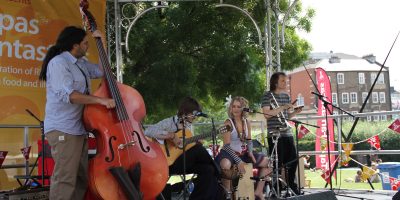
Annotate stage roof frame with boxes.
[107,0,297,83]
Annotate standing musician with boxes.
[215,96,271,200]
[261,72,302,195]
[39,26,115,200]
[144,97,220,200]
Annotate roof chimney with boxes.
[329,55,340,63]
[362,54,376,64]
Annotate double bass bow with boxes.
[79,1,168,199]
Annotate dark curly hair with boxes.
[39,26,87,81]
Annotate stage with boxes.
[303,188,397,200]
[170,188,398,200]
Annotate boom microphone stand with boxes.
[303,63,353,190]
[180,112,208,200]
[311,92,354,190]
[179,115,188,200]
[211,118,217,159]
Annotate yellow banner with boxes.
[0,0,106,125]
[361,166,376,182]
[0,0,106,190]
[342,143,353,156]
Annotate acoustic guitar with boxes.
[159,125,231,166]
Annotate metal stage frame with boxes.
[105,0,299,86]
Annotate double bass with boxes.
[79,1,168,199]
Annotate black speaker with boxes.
[393,190,400,200]
[286,191,337,200]
[0,187,49,200]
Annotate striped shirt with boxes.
[261,91,293,137]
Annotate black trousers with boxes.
[268,136,298,191]
[169,144,219,200]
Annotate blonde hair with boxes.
[227,96,249,119]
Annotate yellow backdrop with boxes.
[0,0,106,190]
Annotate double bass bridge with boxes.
[118,140,136,150]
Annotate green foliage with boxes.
[121,1,314,123]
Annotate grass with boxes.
[168,168,384,191]
[305,168,383,190]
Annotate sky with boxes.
[298,0,400,91]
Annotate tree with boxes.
[121,0,314,122]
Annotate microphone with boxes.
[242,108,255,113]
[193,111,208,118]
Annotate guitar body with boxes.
[156,126,231,166]
[159,129,197,166]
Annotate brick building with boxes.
[287,52,392,121]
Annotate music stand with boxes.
[25,109,47,186]
[243,108,318,197]
[268,129,282,198]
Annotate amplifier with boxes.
[0,187,49,200]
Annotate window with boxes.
[350,92,357,103]
[297,94,304,106]
[358,73,365,84]
[342,93,349,104]
[373,114,380,121]
[332,93,337,105]
[372,92,379,103]
[367,115,372,121]
[371,73,377,84]
[362,92,369,103]
[378,74,385,84]
[381,115,387,121]
[379,92,386,103]
[333,111,339,116]
[337,73,344,84]
[370,73,384,84]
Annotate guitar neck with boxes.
[184,131,214,144]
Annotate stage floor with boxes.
[303,188,397,200]
[169,188,398,200]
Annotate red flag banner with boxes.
[20,146,31,160]
[321,169,331,184]
[320,158,338,184]
[298,125,310,139]
[315,67,335,170]
[388,119,400,134]
[287,121,295,127]
[0,151,8,168]
[367,135,381,150]
[389,177,400,190]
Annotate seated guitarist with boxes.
[215,96,271,200]
[144,97,220,200]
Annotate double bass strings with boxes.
[95,38,136,165]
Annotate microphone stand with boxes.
[211,118,217,159]
[244,108,318,196]
[25,109,46,186]
[312,93,354,190]
[180,116,188,200]
[303,63,355,190]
